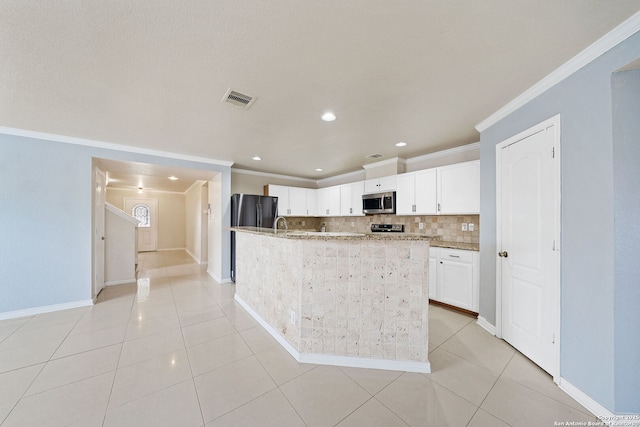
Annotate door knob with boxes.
[498,251,508,258]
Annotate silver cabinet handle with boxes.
[437,203,441,212]
[448,255,460,258]
[498,251,508,258]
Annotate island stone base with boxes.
[234,231,430,373]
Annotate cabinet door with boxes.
[414,168,437,215]
[395,172,416,215]
[288,187,308,216]
[428,248,438,300]
[340,184,353,216]
[437,249,474,311]
[437,160,479,214]
[316,188,329,217]
[363,179,380,194]
[351,181,365,216]
[267,185,290,216]
[306,189,317,216]
[327,186,341,216]
[378,175,396,192]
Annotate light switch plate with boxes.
[461,223,468,231]
[419,222,424,229]
[469,223,475,231]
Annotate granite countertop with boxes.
[430,240,480,251]
[230,226,438,241]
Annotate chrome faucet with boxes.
[274,216,288,230]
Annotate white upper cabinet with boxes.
[265,159,478,218]
[266,185,290,216]
[266,185,312,216]
[396,169,437,215]
[305,188,317,217]
[288,186,309,216]
[340,182,365,216]
[437,160,480,214]
[364,175,396,194]
[317,186,341,216]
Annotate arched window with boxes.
[132,204,150,227]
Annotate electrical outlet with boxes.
[302,220,306,226]
[468,223,475,232]
[419,222,424,229]
[290,310,296,325]
[462,223,468,231]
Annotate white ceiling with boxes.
[2,1,639,180]
[95,158,214,193]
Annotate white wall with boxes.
[107,188,186,250]
[185,180,207,263]
[208,173,223,281]
[231,170,316,195]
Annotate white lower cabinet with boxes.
[429,247,479,312]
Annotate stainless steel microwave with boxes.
[362,191,396,214]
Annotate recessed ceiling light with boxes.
[168,176,179,181]
[315,168,323,172]
[252,156,262,161]
[395,142,407,147]
[321,112,336,122]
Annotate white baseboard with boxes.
[207,269,232,284]
[476,316,497,336]
[234,294,431,374]
[299,353,431,373]
[207,269,221,283]
[234,295,301,358]
[157,247,186,252]
[558,378,639,426]
[185,248,202,264]
[105,278,136,286]
[0,299,94,321]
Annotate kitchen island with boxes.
[232,226,433,373]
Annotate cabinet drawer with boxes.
[438,248,474,263]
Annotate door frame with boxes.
[495,114,561,383]
[93,167,106,300]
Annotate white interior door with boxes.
[497,116,560,378]
[125,198,158,252]
[94,169,106,297]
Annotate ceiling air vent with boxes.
[366,153,384,159]
[222,88,256,109]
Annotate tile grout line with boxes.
[169,279,207,427]
[102,265,139,426]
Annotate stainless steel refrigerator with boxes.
[230,194,278,282]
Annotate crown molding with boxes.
[317,169,366,187]
[361,157,406,170]
[184,179,207,194]
[476,11,640,132]
[231,168,317,184]
[405,142,480,165]
[0,126,234,168]
[106,186,185,195]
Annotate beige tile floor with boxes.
[0,250,597,426]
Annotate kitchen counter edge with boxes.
[229,226,438,241]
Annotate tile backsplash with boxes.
[282,214,479,244]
